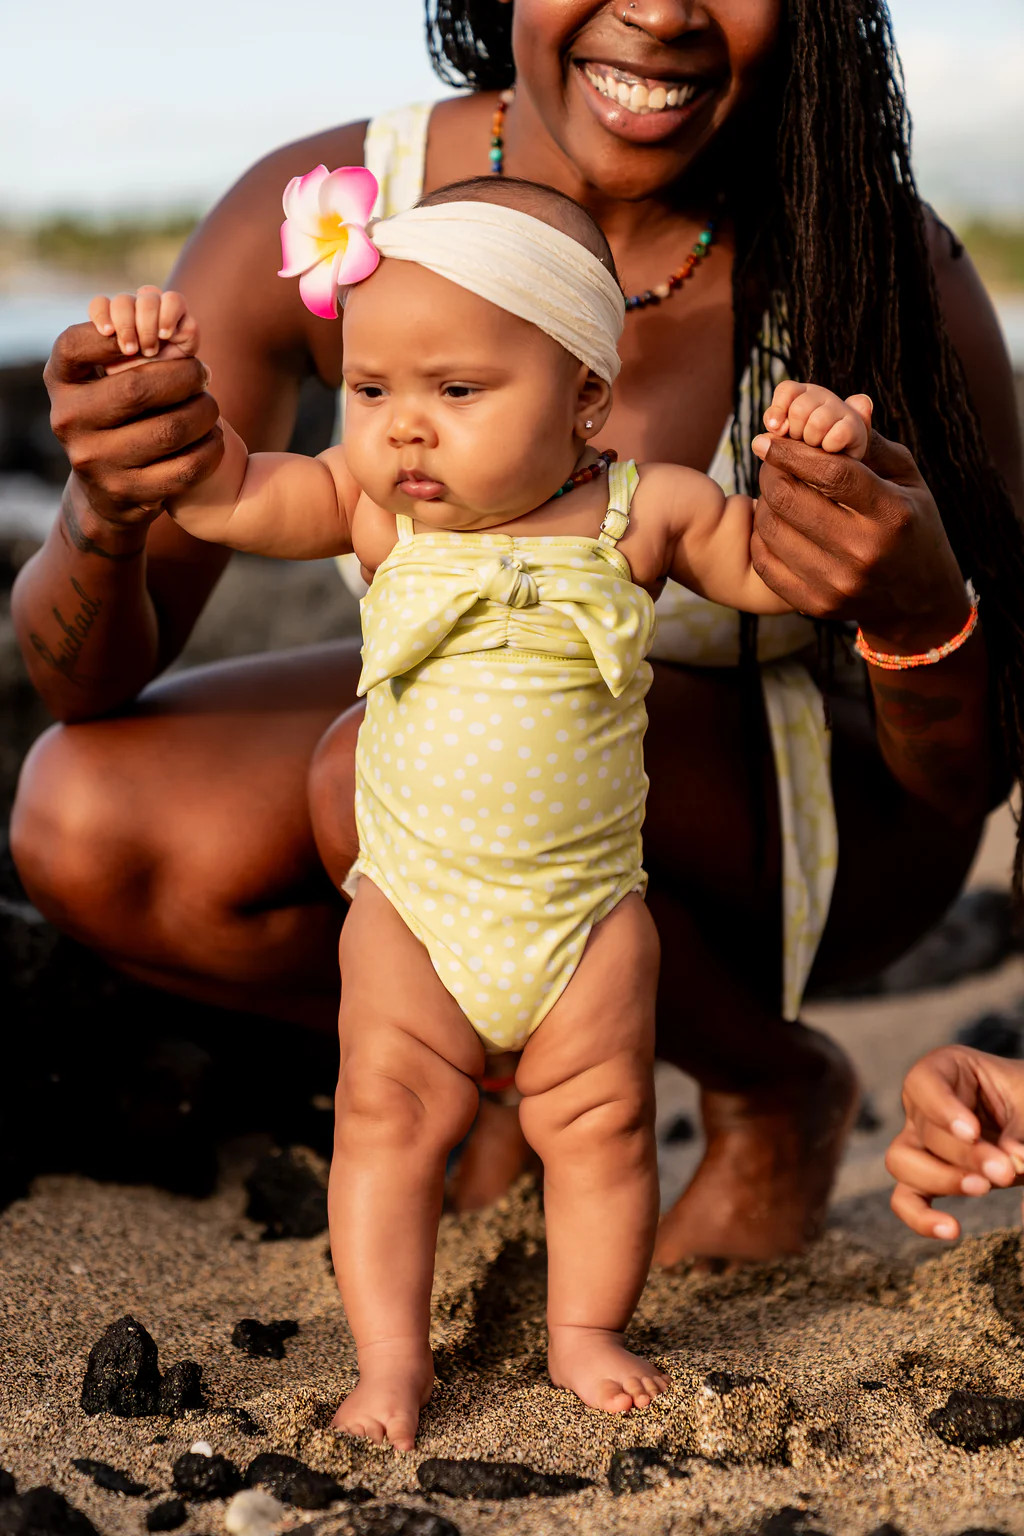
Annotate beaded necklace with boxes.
[552,448,617,498]
[489,90,717,313]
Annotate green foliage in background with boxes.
[959,221,1024,293]
[27,211,200,269]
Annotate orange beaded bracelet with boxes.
[853,582,979,670]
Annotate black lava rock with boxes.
[866,1526,905,1536]
[244,1149,328,1240]
[0,1472,13,1499]
[345,1508,462,1536]
[0,1488,98,1536]
[928,1390,1024,1451]
[855,1094,883,1133]
[220,1406,263,1436]
[80,1316,161,1417]
[70,1459,148,1496]
[607,1447,689,1494]
[416,1459,591,1499]
[955,1010,1024,1059]
[146,1500,188,1532]
[662,1113,695,1144]
[171,1453,243,1501]
[231,1318,299,1360]
[158,1359,206,1417]
[244,1453,354,1509]
[859,1381,886,1392]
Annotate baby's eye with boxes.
[442,384,476,399]
[353,384,385,400]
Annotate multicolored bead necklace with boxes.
[489,90,717,313]
[552,448,618,498]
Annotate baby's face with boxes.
[342,260,590,529]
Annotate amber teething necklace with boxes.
[489,89,717,312]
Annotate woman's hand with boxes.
[44,294,223,531]
[886,1046,1024,1240]
[750,429,970,649]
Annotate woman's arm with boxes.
[751,226,1021,824]
[12,119,367,722]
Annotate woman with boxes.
[11,0,1023,1264]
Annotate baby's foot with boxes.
[548,1325,670,1413]
[332,1340,434,1451]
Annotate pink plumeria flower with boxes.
[278,165,380,319]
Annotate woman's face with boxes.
[509,0,781,199]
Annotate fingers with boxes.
[901,1050,982,1146]
[890,1180,960,1242]
[83,288,197,362]
[886,1136,991,1201]
[49,354,213,437]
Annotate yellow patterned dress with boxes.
[340,102,838,1022]
[352,463,655,1051]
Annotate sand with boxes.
[3,806,1024,1536]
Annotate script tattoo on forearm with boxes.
[28,579,102,684]
[61,496,146,562]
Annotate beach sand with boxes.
[3,807,1024,1536]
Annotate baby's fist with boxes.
[753,383,872,462]
[88,287,200,374]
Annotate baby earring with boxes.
[584,419,594,430]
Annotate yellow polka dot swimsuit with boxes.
[352,461,656,1053]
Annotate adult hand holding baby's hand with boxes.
[45,285,222,529]
[886,1045,1024,1240]
[749,423,968,645]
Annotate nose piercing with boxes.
[622,0,636,18]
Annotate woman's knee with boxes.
[309,703,363,888]
[10,722,150,929]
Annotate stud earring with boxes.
[584,419,593,429]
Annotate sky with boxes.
[5,0,1022,220]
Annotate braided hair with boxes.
[426,0,1024,893]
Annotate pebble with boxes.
[80,1316,161,1417]
[415,1458,591,1499]
[244,1452,368,1510]
[244,1149,328,1240]
[190,1442,214,1457]
[70,1459,149,1496]
[171,1452,243,1501]
[928,1389,1024,1450]
[230,1319,299,1360]
[0,1488,98,1535]
[145,1499,187,1532]
[224,1489,286,1536]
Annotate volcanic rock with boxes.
[145,1500,187,1532]
[345,1509,462,1536]
[231,1318,299,1360]
[70,1459,148,1496]
[928,1389,1024,1450]
[244,1149,328,1240]
[158,1360,207,1417]
[80,1316,161,1417]
[0,1489,98,1536]
[607,1447,689,1494]
[0,1472,13,1499]
[243,1453,366,1509]
[171,1452,243,1501]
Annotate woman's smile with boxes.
[572,58,720,144]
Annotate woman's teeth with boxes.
[583,65,698,114]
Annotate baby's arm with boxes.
[659,383,872,612]
[886,1046,1024,1240]
[88,290,358,559]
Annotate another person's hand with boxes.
[752,382,872,462]
[45,289,222,526]
[886,1045,1024,1240]
[748,420,968,637]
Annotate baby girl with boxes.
[88,170,871,1448]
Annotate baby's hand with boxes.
[88,286,200,374]
[752,382,872,462]
[885,1045,1024,1241]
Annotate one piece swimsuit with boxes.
[352,461,656,1053]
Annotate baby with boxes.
[89,173,871,1449]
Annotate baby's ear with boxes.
[576,367,612,438]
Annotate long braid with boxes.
[425,0,1024,894]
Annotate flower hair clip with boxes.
[278,165,380,319]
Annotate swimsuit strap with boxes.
[598,459,639,548]
[395,512,416,543]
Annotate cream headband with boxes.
[278,165,625,384]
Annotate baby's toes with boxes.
[624,1376,652,1407]
[385,1412,419,1451]
[642,1374,668,1399]
[597,1380,634,1413]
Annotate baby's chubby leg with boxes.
[329,878,484,1450]
[516,894,669,1413]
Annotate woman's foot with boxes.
[331,1340,435,1451]
[654,1032,859,1267]
[548,1325,670,1413]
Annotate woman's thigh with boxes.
[11,641,364,1017]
